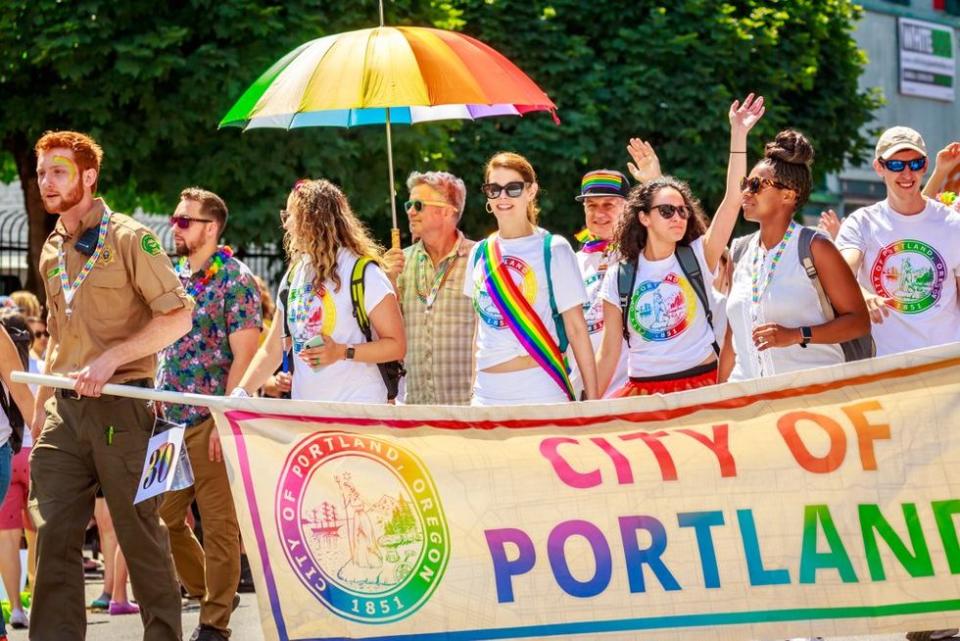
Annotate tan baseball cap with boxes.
[875,126,927,160]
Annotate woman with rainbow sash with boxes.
[463,152,598,406]
[595,94,765,397]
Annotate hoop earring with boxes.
[485,202,494,214]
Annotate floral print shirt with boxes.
[158,251,262,425]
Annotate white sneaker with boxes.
[9,607,28,629]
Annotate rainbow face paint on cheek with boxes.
[52,155,78,183]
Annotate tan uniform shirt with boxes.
[40,198,193,383]
[397,232,476,405]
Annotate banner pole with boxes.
[11,372,226,409]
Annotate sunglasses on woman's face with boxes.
[34,330,49,339]
[481,181,526,199]
[739,176,789,194]
[279,209,290,224]
[404,199,451,212]
[879,157,926,173]
[650,204,693,220]
[170,216,215,230]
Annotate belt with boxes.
[629,361,717,383]
[56,378,154,400]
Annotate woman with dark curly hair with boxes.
[234,179,405,402]
[595,94,764,396]
[720,130,869,382]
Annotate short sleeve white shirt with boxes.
[600,238,717,378]
[279,249,395,402]
[571,248,628,397]
[835,198,960,356]
[463,229,587,371]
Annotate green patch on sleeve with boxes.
[140,234,163,256]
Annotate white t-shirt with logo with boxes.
[278,250,395,402]
[599,237,718,378]
[570,249,628,397]
[835,198,960,356]
[463,229,587,371]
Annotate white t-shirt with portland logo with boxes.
[463,228,586,371]
[278,249,395,402]
[571,249,628,396]
[599,237,717,378]
[836,198,960,356]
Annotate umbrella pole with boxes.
[385,109,400,249]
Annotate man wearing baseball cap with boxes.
[570,169,633,397]
[835,127,960,364]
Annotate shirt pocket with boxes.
[87,267,130,321]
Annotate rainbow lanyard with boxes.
[58,207,111,316]
[575,228,610,255]
[751,220,797,305]
[480,237,575,400]
[414,240,460,310]
[177,245,233,298]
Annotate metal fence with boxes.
[0,186,285,296]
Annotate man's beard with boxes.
[43,181,84,214]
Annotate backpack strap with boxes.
[797,227,836,321]
[351,257,374,340]
[543,233,568,353]
[730,231,758,267]
[675,244,720,356]
[278,262,297,374]
[617,259,637,347]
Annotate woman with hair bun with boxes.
[720,130,870,382]
[595,94,765,396]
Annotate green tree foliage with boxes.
[0,0,455,292]
[384,496,416,536]
[442,0,881,240]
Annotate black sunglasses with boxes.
[170,216,215,230]
[649,204,693,220]
[880,157,926,173]
[481,181,527,199]
[34,330,49,339]
[739,176,790,194]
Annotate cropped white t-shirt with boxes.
[463,229,587,371]
[599,238,718,378]
[278,250,395,403]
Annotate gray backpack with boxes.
[730,227,875,362]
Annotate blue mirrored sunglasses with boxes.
[880,157,926,172]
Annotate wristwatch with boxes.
[799,326,812,348]
[345,345,356,360]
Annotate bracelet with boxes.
[729,150,748,154]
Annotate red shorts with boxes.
[612,362,718,397]
[0,447,33,531]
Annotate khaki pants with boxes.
[28,393,182,641]
[160,417,240,633]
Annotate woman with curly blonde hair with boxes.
[235,179,405,402]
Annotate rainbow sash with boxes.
[575,228,610,254]
[480,237,575,400]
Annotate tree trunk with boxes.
[10,134,55,305]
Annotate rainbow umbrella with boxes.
[219,16,557,245]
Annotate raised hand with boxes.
[817,209,841,240]
[935,141,960,176]
[626,138,662,184]
[729,93,765,137]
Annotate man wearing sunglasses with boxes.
[382,171,476,405]
[157,188,262,641]
[836,127,960,361]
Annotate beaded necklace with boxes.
[751,220,797,304]
[414,238,462,310]
[58,207,111,317]
[178,246,233,298]
[575,228,611,254]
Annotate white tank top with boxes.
[726,229,843,381]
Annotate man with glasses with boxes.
[836,127,960,362]
[383,171,476,404]
[157,188,261,641]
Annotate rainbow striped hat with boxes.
[575,169,630,201]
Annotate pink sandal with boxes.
[108,601,140,615]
